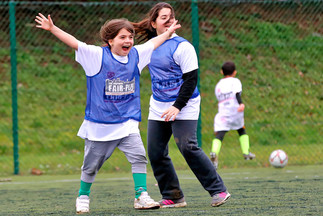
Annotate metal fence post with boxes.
[9,0,19,175]
[191,0,202,147]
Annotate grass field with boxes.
[0,165,322,216]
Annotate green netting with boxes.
[0,0,322,176]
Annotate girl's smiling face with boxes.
[108,28,134,56]
[151,8,175,36]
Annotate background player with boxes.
[210,61,255,169]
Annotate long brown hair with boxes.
[132,2,175,43]
[100,18,135,47]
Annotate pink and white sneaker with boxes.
[211,191,231,207]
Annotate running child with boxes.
[210,61,255,169]
[35,13,180,213]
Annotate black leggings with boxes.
[215,127,246,141]
[148,120,227,199]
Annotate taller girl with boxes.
[133,2,230,208]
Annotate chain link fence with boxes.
[0,0,322,176]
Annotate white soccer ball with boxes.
[269,149,288,168]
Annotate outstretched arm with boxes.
[35,13,78,50]
[149,20,181,50]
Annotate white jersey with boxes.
[148,34,200,121]
[214,77,244,131]
[75,40,154,141]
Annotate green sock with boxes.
[211,138,222,156]
[239,134,250,155]
[78,180,92,197]
[133,173,147,198]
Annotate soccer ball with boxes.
[269,149,288,168]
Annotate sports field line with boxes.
[0,169,313,186]
[2,167,321,186]
[0,177,132,185]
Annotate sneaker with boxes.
[76,195,90,214]
[211,191,231,207]
[134,191,160,210]
[210,152,218,169]
[243,152,256,160]
[159,197,187,208]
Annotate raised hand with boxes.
[34,13,78,50]
[35,13,54,31]
[166,20,181,37]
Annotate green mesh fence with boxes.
[0,0,322,176]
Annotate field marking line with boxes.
[2,170,321,186]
